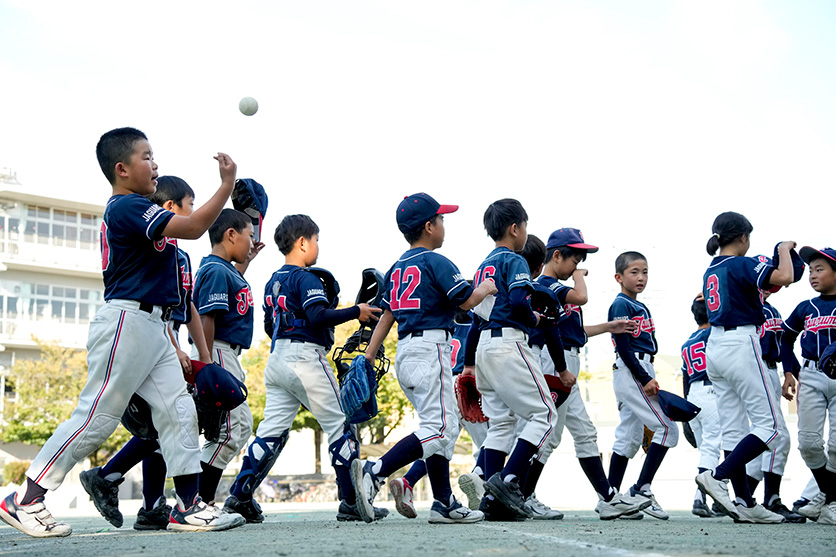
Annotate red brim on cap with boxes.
[568,242,599,253]
[437,204,459,215]
[800,246,836,265]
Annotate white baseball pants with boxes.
[28,300,201,489]
[198,340,254,469]
[796,361,836,473]
[687,381,722,471]
[612,356,678,458]
[476,328,556,455]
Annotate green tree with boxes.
[0,339,130,467]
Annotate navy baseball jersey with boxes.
[268,265,340,349]
[608,293,657,355]
[171,247,193,326]
[759,301,783,364]
[100,194,179,306]
[451,321,470,375]
[681,327,711,386]
[528,277,568,348]
[703,255,775,328]
[193,254,254,349]
[381,247,472,338]
[782,295,836,361]
[473,247,534,334]
[551,281,587,349]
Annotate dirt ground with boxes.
[2,503,836,557]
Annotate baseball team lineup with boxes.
[1,126,835,538]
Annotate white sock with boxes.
[503,474,517,484]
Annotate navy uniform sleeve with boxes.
[114,195,174,241]
[195,265,230,315]
[432,255,472,307]
[380,267,394,312]
[298,271,330,310]
[750,256,776,291]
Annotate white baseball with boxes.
[239,97,258,116]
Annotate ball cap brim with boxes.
[396,193,458,233]
[799,246,836,265]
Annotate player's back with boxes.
[382,247,470,338]
[472,246,533,333]
[267,264,338,349]
[703,255,772,327]
[681,328,711,385]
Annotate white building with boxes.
[0,168,105,418]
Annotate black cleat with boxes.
[223,495,264,524]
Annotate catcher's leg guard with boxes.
[229,432,289,501]
[329,424,361,502]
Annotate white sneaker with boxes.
[696,470,738,520]
[0,492,72,538]
[428,498,484,524]
[817,502,836,525]
[628,486,668,520]
[594,492,651,520]
[350,459,380,524]
[458,473,485,511]
[733,503,785,524]
[168,495,245,531]
[388,477,417,519]
[799,492,826,521]
[524,494,563,520]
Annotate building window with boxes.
[20,205,101,250]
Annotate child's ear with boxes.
[614,273,623,284]
[162,200,176,211]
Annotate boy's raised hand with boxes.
[608,319,638,335]
[357,303,382,323]
[214,152,237,184]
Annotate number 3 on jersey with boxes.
[390,266,421,310]
[705,274,720,312]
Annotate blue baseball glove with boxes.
[339,355,379,424]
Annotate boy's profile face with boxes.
[165,196,195,218]
[301,233,319,266]
[555,251,584,280]
[229,222,255,264]
[615,259,648,297]
[511,221,528,252]
[121,139,158,195]
[428,215,445,249]
[809,258,836,294]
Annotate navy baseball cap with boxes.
[819,341,836,379]
[396,193,458,233]
[657,390,700,422]
[799,246,836,266]
[546,228,599,252]
[190,361,248,411]
[232,179,269,242]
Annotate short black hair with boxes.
[403,214,440,245]
[809,255,836,272]
[274,214,320,255]
[208,208,251,246]
[483,199,528,241]
[520,234,546,274]
[615,251,647,274]
[691,297,708,326]
[147,175,194,207]
[545,245,588,264]
[96,127,148,185]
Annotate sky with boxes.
[2,0,835,366]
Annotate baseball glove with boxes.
[682,421,698,448]
[455,374,488,423]
[529,288,561,327]
[641,426,654,454]
[339,355,379,424]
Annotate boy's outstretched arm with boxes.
[162,153,237,239]
[365,310,395,365]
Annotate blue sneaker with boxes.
[428,498,484,524]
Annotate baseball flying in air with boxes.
[239,97,258,116]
